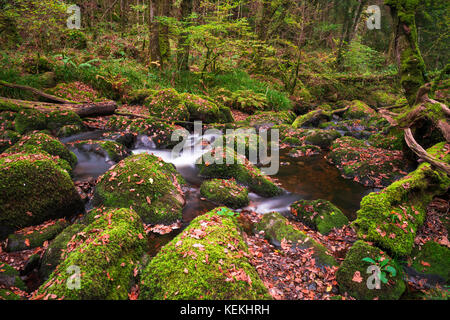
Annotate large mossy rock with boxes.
[94,153,186,224]
[238,111,296,128]
[303,129,341,149]
[14,109,47,134]
[211,131,268,162]
[255,212,337,266]
[328,136,405,188]
[411,241,450,283]
[354,143,450,257]
[7,132,78,168]
[0,130,20,153]
[105,116,179,148]
[68,139,130,162]
[146,88,190,122]
[336,241,405,300]
[196,147,282,198]
[290,199,349,235]
[0,263,27,291]
[139,208,271,300]
[5,219,68,252]
[38,222,87,282]
[36,208,146,300]
[0,153,84,239]
[342,100,376,120]
[46,110,83,137]
[200,179,249,209]
[183,93,232,123]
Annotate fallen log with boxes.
[0,97,117,117]
[0,80,74,104]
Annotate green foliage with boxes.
[341,39,386,74]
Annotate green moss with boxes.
[0,100,22,112]
[0,130,20,153]
[411,241,450,282]
[200,179,249,209]
[255,212,337,266]
[212,131,268,162]
[343,100,376,120]
[196,147,282,198]
[46,110,83,133]
[0,263,27,291]
[39,222,87,282]
[14,109,47,134]
[63,29,88,49]
[37,208,146,300]
[291,199,349,235]
[68,140,130,163]
[126,89,157,105]
[146,88,190,122]
[329,136,405,187]
[353,143,450,256]
[7,132,78,168]
[183,93,230,123]
[105,116,179,148]
[0,152,84,239]
[304,129,341,149]
[5,219,68,252]
[368,129,405,151]
[0,288,23,300]
[336,241,406,300]
[94,153,186,224]
[238,111,296,127]
[140,208,271,300]
[292,110,323,128]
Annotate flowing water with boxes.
[67,129,372,255]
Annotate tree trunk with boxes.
[177,0,193,72]
[385,0,428,106]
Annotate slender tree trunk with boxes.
[148,0,162,69]
[177,0,193,72]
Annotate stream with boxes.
[66,128,373,256]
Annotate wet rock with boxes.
[196,147,282,198]
[410,241,450,283]
[255,212,337,266]
[68,139,130,162]
[94,153,186,224]
[200,179,249,209]
[5,219,68,252]
[290,199,349,235]
[139,208,271,300]
[0,153,84,240]
[328,136,405,188]
[36,208,146,300]
[336,241,405,300]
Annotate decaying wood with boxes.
[0,81,74,104]
[0,97,117,117]
[404,128,450,175]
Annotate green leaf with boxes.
[385,266,397,277]
[380,259,389,268]
[379,272,388,284]
[362,257,376,264]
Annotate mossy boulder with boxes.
[105,116,179,148]
[7,132,78,168]
[353,143,450,256]
[288,145,321,158]
[46,110,83,135]
[22,55,53,74]
[94,153,186,224]
[140,208,271,300]
[200,179,249,209]
[46,82,105,103]
[411,241,450,282]
[290,199,349,235]
[0,153,84,239]
[343,100,376,120]
[36,208,146,300]
[146,88,190,122]
[255,212,337,266]
[303,129,342,149]
[183,93,232,123]
[5,219,68,252]
[0,263,26,291]
[125,89,157,105]
[336,241,405,300]
[368,129,405,151]
[212,131,268,162]
[39,222,86,282]
[215,88,268,114]
[68,140,130,162]
[0,130,20,153]
[238,111,296,128]
[328,136,405,188]
[0,287,24,300]
[14,109,47,134]
[196,147,282,198]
